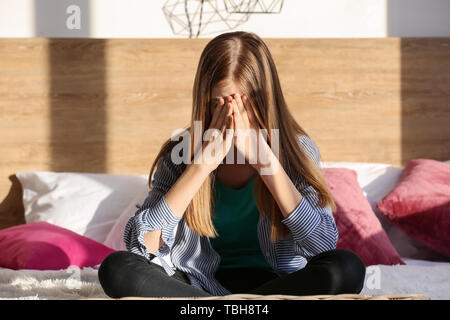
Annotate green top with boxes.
[210,173,275,273]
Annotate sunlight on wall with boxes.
[1,0,449,38]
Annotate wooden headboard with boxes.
[1,37,449,230]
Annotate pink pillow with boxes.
[0,222,115,270]
[376,159,450,258]
[323,168,404,266]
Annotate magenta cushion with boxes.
[0,221,115,270]
[323,168,404,266]
[376,159,450,258]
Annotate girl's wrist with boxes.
[188,161,215,176]
[253,137,273,166]
[254,147,280,176]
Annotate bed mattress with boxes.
[1,258,449,300]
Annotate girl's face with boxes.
[210,80,243,114]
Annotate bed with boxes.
[0,161,449,300]
[0,37,449,300]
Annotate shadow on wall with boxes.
[386,0,450,37]
[387,0,450,165]
[34,0,107,173]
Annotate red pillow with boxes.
[0,221,115,270]
[376,159,450,258]
[323,168,404,266]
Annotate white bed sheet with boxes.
[360,259,450,300]
[2,161,448,299]
[1,258,449,300]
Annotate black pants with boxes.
[98,249,366,298]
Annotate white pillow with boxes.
[103,185,150,250]
[16,171,148,243]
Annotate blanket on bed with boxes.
[0,264,449,300]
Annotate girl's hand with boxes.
[193,97,234,173]
[229,93,270,169]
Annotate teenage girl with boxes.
[98,31,366,298]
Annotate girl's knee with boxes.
[98,251,140,298]
[99,251,131,276]
[311,249,365,294]
[328,249,366,294]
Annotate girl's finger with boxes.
[222,114,233,135]
[223,115,234,154]
[233,93,249,124]
[233,93,245,115]
[225,100,233,117]
[231,98,243,123]
[217,101,232,131]
[226,114,234,136]
[209,97,224,129]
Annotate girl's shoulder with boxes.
[297,134,321,167]
[150,146,188,186]
[157,148,188,173]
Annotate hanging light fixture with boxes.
[223,0,285,14]
[162,0,253,38]
[223,0,258,14]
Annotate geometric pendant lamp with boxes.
[223,0,285,14]
[162,0,254,38]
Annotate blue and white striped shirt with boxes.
[124,134,338,296]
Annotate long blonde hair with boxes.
[149,31,336,242]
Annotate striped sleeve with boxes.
[123,152,184,261]
[281,135,338,258]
